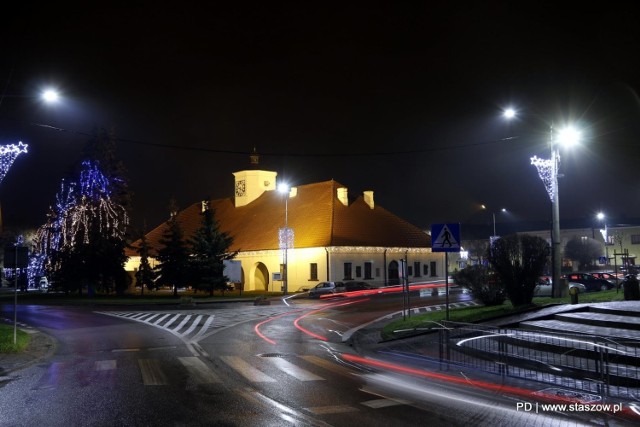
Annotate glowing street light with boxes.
[504,107,581,297]
[41,88,60,103]
[278,182,293,295]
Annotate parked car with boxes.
[562,273,615,292]
[339,281,374,292]
[588,272,620,283]
[534,279,586,297]
[308,281,344,298]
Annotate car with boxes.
[38,276,49,290]
[339,281,374,292]
[562,273,615,292]
[308,281,344,298]
[588,272,620,283]
[534,279,586,297]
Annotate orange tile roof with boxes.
[127,179,430,256]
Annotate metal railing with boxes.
[438,321,640,400]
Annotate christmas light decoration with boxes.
[530,155,554,202]
[35,160,129,273]
[0,142,28,184]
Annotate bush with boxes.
[452,265,506,306]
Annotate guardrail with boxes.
[438,321,640,400]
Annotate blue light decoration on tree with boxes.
[35,160,129,277]
[0,142,28,184]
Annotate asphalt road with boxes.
[0,290,612,426]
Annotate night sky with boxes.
[1,3,639,237]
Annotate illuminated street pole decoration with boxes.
[278,183,293,295]
[0,142,28,184]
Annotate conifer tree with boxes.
[190,199,237,296]
[155,199,190,297]
[135,225,157,295]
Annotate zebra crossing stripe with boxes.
[173,315,191,332]
[163,313,182,328]
[264,357,325,381]
[153,313,171,325]
[138,359,169,385]
[182,315,203,336]
[190,315,216,341]
[178,356,221,384]
[220,356,276,383]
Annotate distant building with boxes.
[125,168,439,291]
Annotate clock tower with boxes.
[233,169,278,207]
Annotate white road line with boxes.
[220,356,276,383]
[300,355,356,378]
[163,313,181,328]
[178,356,221,384]
[172,315,191,332]
[138,359,169,385]
[264,357,325,381]
[190,315,216,341]
[181,314,203,336]
[95,360,117,371]
[304,405,358,415]
[153,313,171,325]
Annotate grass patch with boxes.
[0,324,30,353]
[382,289,625,340]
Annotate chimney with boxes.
[337,187,348,206]
[363,191,374,209]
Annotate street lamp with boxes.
[504,108,581,297]
[597,212,609,267]
[277,182,292,295]
[481,205,507,238]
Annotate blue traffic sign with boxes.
[431,223,461,252]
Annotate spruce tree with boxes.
[135,226,157,295]
[190,199,237,296]
[155,200,190,297]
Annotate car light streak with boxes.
[342,353,640,420]
[254,309,306,345]
[294,299,370,341]
[320,282,457,299]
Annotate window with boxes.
[414,262,421,277]
[632,235,640,245]
[407,266,413,276]
[423,264,429,276]
[310,263,318,281]
[356,266,362,278]
[343,263,352,280]
[430,261,437,277]
[364,262,373,279]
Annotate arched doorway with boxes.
[253,262,269,291]
[388,260,399,286]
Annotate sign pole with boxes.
[445,252,449,321]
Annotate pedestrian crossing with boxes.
[32,352,410,413]
[95,306,295,344]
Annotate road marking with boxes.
[163,313,182,328]
[220,355,276,383]
[304,405,358,414]
[264,357,325,381]
[178,356,221,384]
[138,359,169,385]
[361,398,410,408]
[182,314,203,336]
[300,355,356,378]
[95,360,116,371]
[172,315,192,332]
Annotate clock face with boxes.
[235,180,246,196]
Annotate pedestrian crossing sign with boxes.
[431,223,461,252]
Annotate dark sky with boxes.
[1,3,639,236]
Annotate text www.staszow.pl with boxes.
[516,402,623,413]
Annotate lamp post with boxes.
[597,212,609,267]
[505,108,580,297]
[278,182,291,295]
[481,205,506,241]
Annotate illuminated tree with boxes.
[564,236,601,270]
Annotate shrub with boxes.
[452,265,506,306]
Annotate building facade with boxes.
[125,168,439,291]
